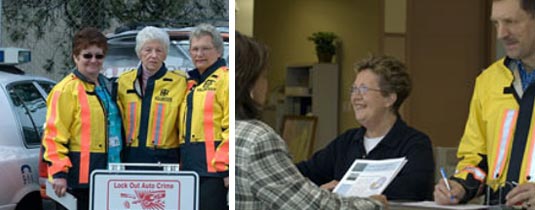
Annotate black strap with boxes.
[503,84,520,102]
[507,83,535,182]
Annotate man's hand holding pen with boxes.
[433,178,466,205]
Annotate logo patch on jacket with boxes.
[155,88,172,102]
[200,80,216,91]
[160,89,169,97]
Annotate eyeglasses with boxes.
[350,85,382,95]
[82,53,104,60]
[190,47,214,54]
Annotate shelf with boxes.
[285,86,311,97]
[280,63,340,153]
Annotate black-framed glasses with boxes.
[82,53,104,60]
[350,85,382,95]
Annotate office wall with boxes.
[406,0,491,147]
[254,0,381,133]
[236,0,254,36]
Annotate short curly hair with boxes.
[190,23,224,55]
[354,55,411,113]
[72,27,107,57]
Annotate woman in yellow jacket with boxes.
[180,23,229,210]
[116,26,187,164]
[42,27,122,210]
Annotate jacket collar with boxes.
[188,58,226,84]
[73,68,106,85]
[136,62,168,80]
[356,116,407,148]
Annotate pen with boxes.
[440,167,454,203]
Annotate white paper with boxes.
[390,201,489,210]
[45,181,77,210]
[333,157,407,197]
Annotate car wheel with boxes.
[15,191,43,210]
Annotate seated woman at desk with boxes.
[297,55,435,201]
[236,32,388,209]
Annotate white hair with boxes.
[135,26,170,57]
[190,23,224,54]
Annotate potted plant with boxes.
[308,32,338,63]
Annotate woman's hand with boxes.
[320,180,339,191]
[52,178,68,197]
[370,194,388,209]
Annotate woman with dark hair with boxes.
[42,27,123,210]
[235,31,387,210]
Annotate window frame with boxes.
[6,80,51,148]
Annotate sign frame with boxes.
[89,169,199,210]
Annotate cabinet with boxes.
[281,63,339,152]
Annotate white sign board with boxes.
[90,170,198,210]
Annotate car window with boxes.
[37,81,54,94]
[102,44,139,78]
[7,82,48,147]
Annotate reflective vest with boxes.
[42,70,112,188]
[180,59,229,177]
[116,64,187,163]
[455,58,535,200]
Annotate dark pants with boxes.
[199,177,228,210]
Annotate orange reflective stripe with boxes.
[492,109,517,179]
[127,102,137,144]
[151,103,165,146]
[460,166,487,182]
[213,138,229,171]
[204,91,216,172]
[44,91,72,175]
[187,80,197,92]
[78,84,91,184]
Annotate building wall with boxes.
[254,0,381,133]
[236,0,254,36]
[406,0,491,147]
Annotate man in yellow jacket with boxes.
[116,26,187,164]
[180,23,229,210]
[434,0,535,208]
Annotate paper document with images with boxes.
[333,157,407,197]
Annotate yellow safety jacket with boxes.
[42,70,109,188]
[116,64,187,164]
[179,59,229,177]
[454,57,535,204]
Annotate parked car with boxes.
[102,26,229,78]
[0,48,55,210]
